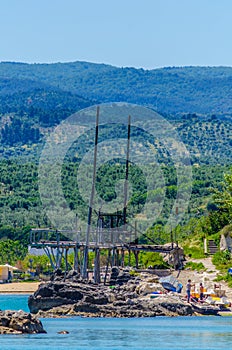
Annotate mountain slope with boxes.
[0,61,231,115]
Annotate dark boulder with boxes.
[0,310,46,334]
[57,288,83,301]
[34,284,54,298]
[28,295,76,313]
[73,302,100,313]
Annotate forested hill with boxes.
[0,61,232,115]
[0,61,232,242]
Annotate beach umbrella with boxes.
[4,264,18,270]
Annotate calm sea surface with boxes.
[1,295,232,350]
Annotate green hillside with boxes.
[0,61,232,261]
[0,61,232,164]
[0,61,232,115]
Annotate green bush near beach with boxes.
[182,245,205,259]
[212,250,232,271]
[184,261,206,272]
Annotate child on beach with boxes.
[199,282,204,301]
[186,279,194,303]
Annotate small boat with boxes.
[150,291,163,298]
[159,275,183,293]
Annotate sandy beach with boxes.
[0,282,40,294]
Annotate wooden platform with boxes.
[30,240,175,253]
[29,228,183,282]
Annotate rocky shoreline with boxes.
[28,268,205,318]
[0,264,227,335]
[0,310,46,334]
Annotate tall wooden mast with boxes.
[82,106,100,278]
[123,115,131,225]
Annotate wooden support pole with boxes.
[135,220,137,242]
[123,115,131,226]
[56,231,60,268]
[65,248,69,273]
[134,250,139,269]
[112,247,117,266]
[82,106,100,278]
[94,248,101,284]
[57,247,64,269]
[79,248,83,273]
[55,248,60,269]
[104,249,111,285]
[116,249,120,266]
[50,247,56,267]
[43,246,55,269]
[121,249,125,268]
[110,215,114,244]
[74,245,79,272]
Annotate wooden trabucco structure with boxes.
[29,224,182,284]
[30,106,183,283]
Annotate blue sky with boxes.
[0,0,231,69]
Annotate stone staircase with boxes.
[208,240,218,255]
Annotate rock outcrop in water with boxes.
[28,268,195,317]
[0,310,46,334]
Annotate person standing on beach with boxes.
[186,279,193,303]
[199,282,204,301]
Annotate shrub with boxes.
[184,261,206,272]
[215,273,232,288]
[141,252,170,269]
[212,250,232,269]
[183,246,205,259]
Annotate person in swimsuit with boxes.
[186,279,193,303]
[199,282,204,301]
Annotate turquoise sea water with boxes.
[1,295,232,350]
[0,294,30,312]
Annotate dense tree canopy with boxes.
[213,169,232,218]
